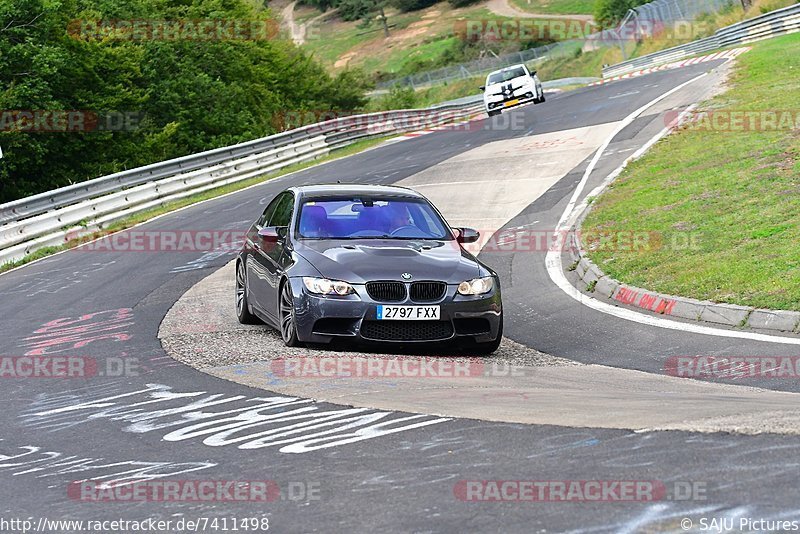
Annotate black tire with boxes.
[538,93,546,103]
[236,260,261,325]
[471,316,503,355]
[278,280,301,347]
[487,110,500,117]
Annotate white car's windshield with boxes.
[487,67,527,85]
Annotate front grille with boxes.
[366,281,406,302]
[410,281,446,302]
[360,320,454,341]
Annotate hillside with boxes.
[278,0,596,78]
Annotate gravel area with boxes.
[159,260,577,371]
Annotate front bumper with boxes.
[485,91,538,112]
[289,278,502,345]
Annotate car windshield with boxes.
[296,197,452,240]
[487,67,526,85]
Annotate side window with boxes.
[268,193,294,227]
[257,196,281,228]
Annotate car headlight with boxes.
[457,276,494,295]
[302,277,354,296]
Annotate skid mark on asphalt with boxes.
[1,260,118,298]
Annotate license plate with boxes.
[377,305,440,320]
[504,99,519,107]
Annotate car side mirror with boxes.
[258,226,280,243]
[530,70,537,77]
[479,85,486,92]
[455,227,480,244]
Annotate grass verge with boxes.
[510,0,594,15]
[582,32,800,311]
[0,137,391,275]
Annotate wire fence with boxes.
[377,0,736,89]
[593,0,736,59]
[377,40,583,90]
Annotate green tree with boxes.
[594,0,650,29]
[0,0,373,203]
[390,0,437,12]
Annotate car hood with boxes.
[294,239,482,284]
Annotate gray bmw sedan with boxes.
[236,184,502,353]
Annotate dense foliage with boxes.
[0,0,370,203]
[446,0,482,7]
[299,0,438,22]
[594,0,651,28]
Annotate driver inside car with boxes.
[384,202,411,233]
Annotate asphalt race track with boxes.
[2,59,800,532]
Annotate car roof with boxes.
[288,184,425,199]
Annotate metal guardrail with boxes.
[0,99,484,266]
[602,2,800,78]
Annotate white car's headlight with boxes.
[302,277,354,296]
[457,276,494,295]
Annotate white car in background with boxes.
[481,64,545,117]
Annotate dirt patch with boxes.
[334,51,358,69]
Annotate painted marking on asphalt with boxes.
[609,91,640,100]
[0,438,215,484]
[20,308,133,356]
[546,73,800,346]
[21,383,452,454]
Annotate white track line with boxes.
[545,71,800,346]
